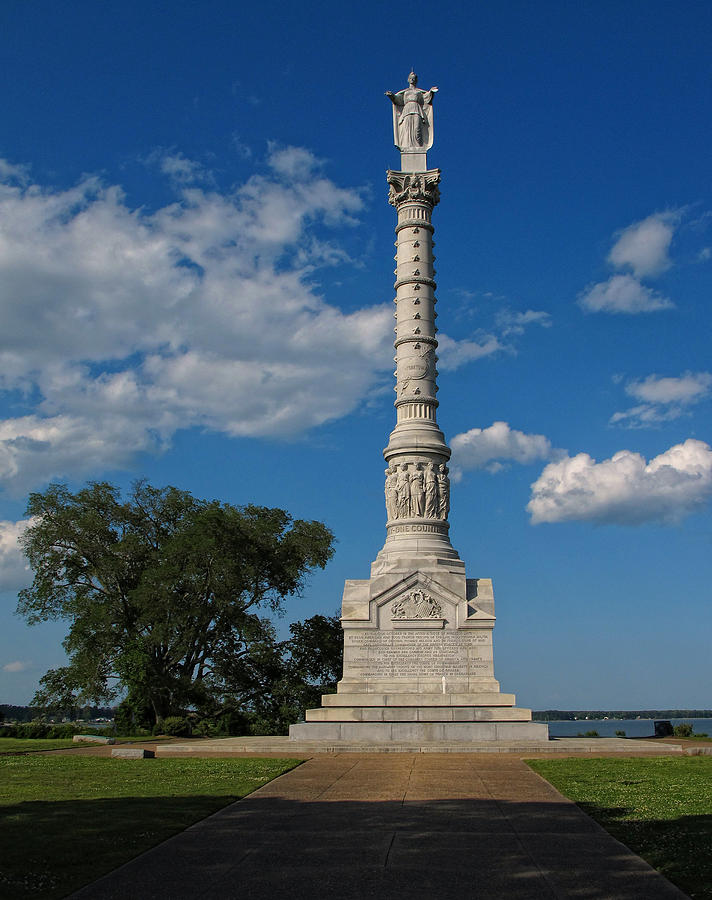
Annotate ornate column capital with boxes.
[387,169,441,208]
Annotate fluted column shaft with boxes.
[378,169,458,564]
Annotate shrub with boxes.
[583,730,600,738]
[192,719,220,738]
[674,723,694,737]
[615,730,626,737]
[46,724,79,738]
[16,721,50,739]
[162,716,191,737]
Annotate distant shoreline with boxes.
[533,710,712,722]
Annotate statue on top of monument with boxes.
[386,71,438,152]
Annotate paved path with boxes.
[70,754,686,899]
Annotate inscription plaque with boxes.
[344,629,492,679]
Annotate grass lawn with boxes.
[0,739,94,755]
[528,756,712,899]
[0,755,302,900]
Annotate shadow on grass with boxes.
[1,795,242,900]
[576,804,712,900]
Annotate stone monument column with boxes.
[289,73,548,744]
[376,163,461,566]
[376,73,459,568]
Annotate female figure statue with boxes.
[386,72,438,151]
[409,464,425,517]
[424,462,438,519]
[396,464,411,518]
[437,464,450,520]
[384,467,398,521]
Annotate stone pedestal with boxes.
[290,565,547,742]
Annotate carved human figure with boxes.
[396,464,411,518]
[437,464,450,520]
[409,464,425,517]
[386,72,438,151]
[384,467,398,521]
[424,462,438,518]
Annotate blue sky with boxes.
[1,0,710,709]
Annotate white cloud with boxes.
[0,414,160,488]
[2,660,31,673]
[0,518,34,590]
[578,274,673,314]
[495,309,551,336]
[0,159,29,183]
[610,371,711,427]
[627,371,711,404]
[158,152,212,185]
[436,334,503,371]
[578,211,685,315]
[451,421,554,473]
[267,144,323,179]
[0,151,407,491]
[528,439,712,525]
[0,151,499,493]
[608,212,678,278]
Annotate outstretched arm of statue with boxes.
[385,90,402,106]
[423,87,439,104]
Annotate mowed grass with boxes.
[0,738,91,755]
[0,755,302,900]
[528,756,712,899]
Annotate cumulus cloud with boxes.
[578,274,673,313]
[0,517,34,590]
[578,211,684,314]
[0,149,495,493]
[2,660,31,673]
[0,149,394,491]
[608,212,678,278]
[451,421,554,473]
[436,334,503,371]
[611,371,712,427]
[267,144,324,179]
[495,308,551,336]
[157,152,213,185]
[0,159,29,183]
[528,438,712,525]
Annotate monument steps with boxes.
[289,721,550,742]
[158,736,685,756]
[304,705,533,722]
[321,691,517,706]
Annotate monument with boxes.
[289,74,548,742]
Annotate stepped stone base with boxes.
[290,561,548,744]
[289,721,549,742]
[305,705,533,723]
[321,691,516,706]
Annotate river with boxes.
[544,717,711,738]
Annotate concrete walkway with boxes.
[70,754,686,899]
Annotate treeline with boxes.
[533,710,712,721]
[0,704,114,723]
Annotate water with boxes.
[545,717,711,738]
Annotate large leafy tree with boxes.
[246,612,343,735]
[18,480,334,726]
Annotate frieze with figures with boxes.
[384,461,450,521]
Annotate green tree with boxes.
[245,613,343,735]
[287,613,342,698]
[18,480,334,727]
